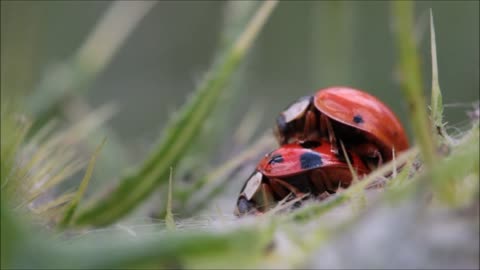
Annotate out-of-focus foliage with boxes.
[1,1,478,269]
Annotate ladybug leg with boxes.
[318,191,331,200]
[320,114,339,155]
[374,150,383,167]
[353,143,383,169]
[303,110,319,141]
[309,170,338,200]
[260,183,275,211]
[269,179,289,198]
[309,170,333,195]
[270,178,305,198]
[324,178,338,194]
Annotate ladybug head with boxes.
[234,196,257,216]
[234,171,265,217]
[274,95,313,145]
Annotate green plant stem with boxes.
[392,1,436,170]
[429,10,447,139]
[59,138,106,228]
[165,167,176,230]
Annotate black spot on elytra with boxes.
[300,141,322,149]
[300,152,323,169]
[268,154,284,164]
[353,114,364,124]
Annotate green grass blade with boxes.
[165,167,176,231]
[429,10,446,135]
[392,1,437,169]
[59,138,106,228]
[174,1,262,169]
[31,191,76,215]
[73,1,279,227]
[14,226,274,269]
[0,104,31,194]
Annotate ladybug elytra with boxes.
[274,86,409,167]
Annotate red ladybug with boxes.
[234,140,370,216]
[274,86,409,166]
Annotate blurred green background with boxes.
[2,0,478,141]
[1,0,478,210]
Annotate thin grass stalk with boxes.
[429,10,444,132]
[391,1,437,170]
[60,138,106,228]
[165,167,176,230]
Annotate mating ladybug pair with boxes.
[234,86,410,216]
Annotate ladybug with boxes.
[274,86,409,167]
[234,140,370,216]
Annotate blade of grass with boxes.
[10,104,114,205]
[48,227,274,269]
[21,161,85,208]
[23,149,77,192]
[391,1,436,169]
[59,138,106,228]
[429,9,450,144]
[339,141,367,213]
[164,1,262,189]
[0,108,31,192]
[63,97,128,182]
[31,192,76,215]
[73,1,279,227]
[165,167,176,231]
[3,190,275,270]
